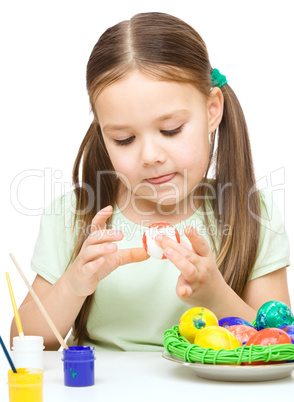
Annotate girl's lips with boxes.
[146,173,176,184]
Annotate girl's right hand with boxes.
[66,205,149,298]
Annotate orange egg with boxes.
[244,327,292,365]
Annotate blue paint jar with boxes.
[62,346,95,387]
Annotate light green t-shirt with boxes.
[31,190,290,351]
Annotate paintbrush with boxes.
[9,253,68,350]
[6,272,25,340]
[0,335,17,373]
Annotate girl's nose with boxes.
[140,138,167,166]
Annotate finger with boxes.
[90,205,113,233]
[86,229,123,246]
[180,239,193,251]
[82,257,118,283]
[178,285,193,298]
[164,247,199,280]
[82,257,105,278]
[84,242,119,262]
[116,247,150,266]
[184,226,211,257]
[176,275,193,298]
[155,235,198,266]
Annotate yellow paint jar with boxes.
[8,368,43,402]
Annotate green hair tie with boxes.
[211,68,227,88]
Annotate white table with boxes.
[1,351,294,401]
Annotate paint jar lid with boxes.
[62,346,95,362]
[13,336,44,351]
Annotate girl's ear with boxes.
[207,87,224,133]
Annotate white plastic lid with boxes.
[12,335,44,351]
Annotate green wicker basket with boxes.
[163,326,294,365]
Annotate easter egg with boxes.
[226,325,258,345]
[194,326,241,350]
[179,307,218,343]
[142,222,180,259]
[245,328,292,365]
[256,300,294,330]
[278,325,294,343]
[218,316,254,328]
[278,325,294,362]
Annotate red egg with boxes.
[226,325,258,345]
[142,222,180,259]
[245,328,292,365]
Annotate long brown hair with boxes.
[68,12,261,344]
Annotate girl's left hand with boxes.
[155,226,228,308]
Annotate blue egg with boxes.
[218,316,255,328]
[278,325,294,363]
[278,325,294,344]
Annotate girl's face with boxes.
[95,70,222,214]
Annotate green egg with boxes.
[256,300,294,330]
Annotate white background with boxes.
[1,0,293,358]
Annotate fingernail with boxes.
[101,205,112,212]
[106,243,115,250]
[155,235,163,242]
[165,247,173,256]
[112,231,122,238]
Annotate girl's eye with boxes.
[113,125,184,146]
[160,124,184,136]
[114,136,135,146]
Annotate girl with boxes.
[11,12,290,351]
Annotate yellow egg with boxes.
[194,325,241,350]
[179,307,218,343]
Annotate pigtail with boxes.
[203,84,261,295]
[67,121,119,345]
